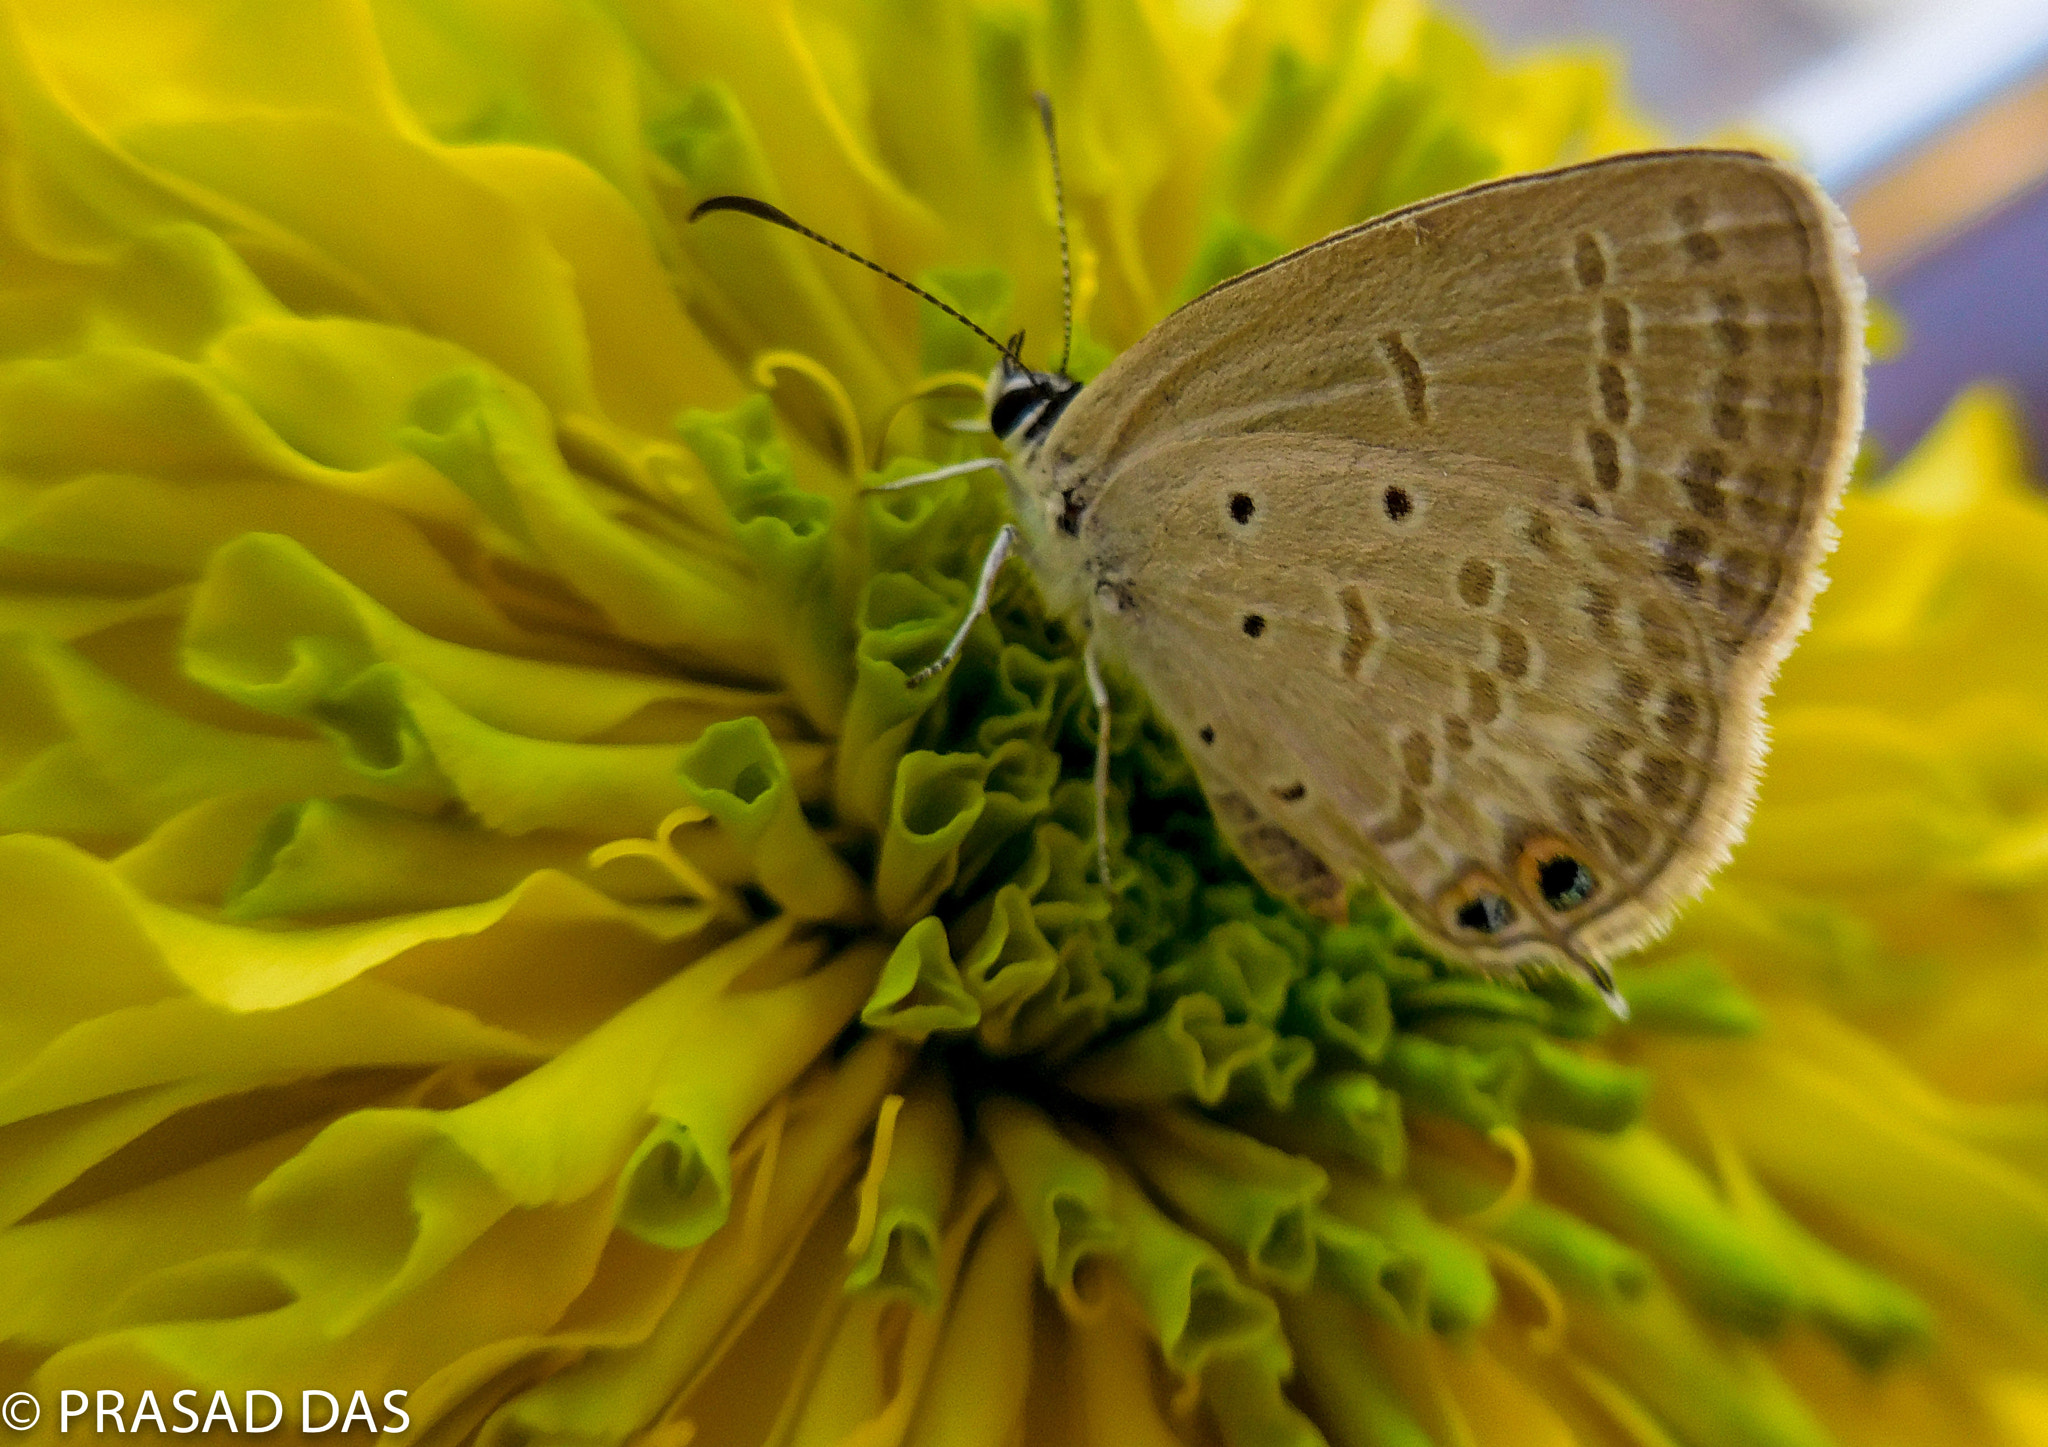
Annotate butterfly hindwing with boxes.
[1028,150,1863,965]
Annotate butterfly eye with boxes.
[989,385,1043,439]
[1516,835,1600,913]
[1439,871,1517,937]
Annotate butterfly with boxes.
[692,120,1865,1015]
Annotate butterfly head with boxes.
[987,347,1080,447]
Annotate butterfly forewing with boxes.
[1032,150,1863,969]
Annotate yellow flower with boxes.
[0,1,2043,1445]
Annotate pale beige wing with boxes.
[1039,150,1863,969]
[1090,436,1724,970]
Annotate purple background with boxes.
[1863,178,2048,460]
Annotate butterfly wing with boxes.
[1035,150,1863,968]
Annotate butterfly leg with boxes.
[1084,633,1112,886]
[860,456,1009,493]
[904,523,1020,688]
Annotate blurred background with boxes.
[1450,0,2048,462]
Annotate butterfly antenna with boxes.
[1033,92,1074,378]
[689,195,1022,367]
